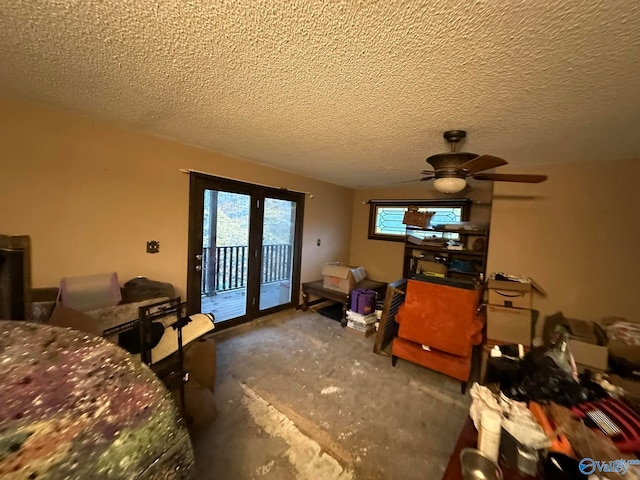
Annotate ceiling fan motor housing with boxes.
[426,152,478,178]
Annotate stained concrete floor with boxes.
[191,308,471,480]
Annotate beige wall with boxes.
[349,180,493,282]
[4,96,637,326]
[0,97,354,297]
[487,158,640,326]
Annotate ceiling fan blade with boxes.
[457,155,508,175]
[390,176,435,184]
[389,178,430,185]
[419,170,436,178]
[472,173,548,183]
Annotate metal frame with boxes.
[103,297,192,423]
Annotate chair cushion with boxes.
[396,279,482,357]
[392,337,473,382]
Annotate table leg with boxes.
[301,289,309,311]
[341,299,348,327]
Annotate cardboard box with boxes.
[544,312,609,370]
[417,260,448,276]
[571,326,608,372]
[609,339,640,365]
[48,302,103,336]
[487,305,534,345]
[31,287,60,322]
[543,311,605,345]
[402,210,435,228]
[321,263,367,294]
[487,277,545,309]
[568,339,608,371]
[610,375,640,404]
[602,316,640,356]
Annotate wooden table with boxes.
[442,417,540,480]
[301,278,387,326]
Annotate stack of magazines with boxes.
[346,309,377,334]
[406,234,445,247]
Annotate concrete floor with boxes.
[191,308,471,480]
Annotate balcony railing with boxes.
[202,244,292,295]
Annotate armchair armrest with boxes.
[372,279,407,355]
[470,308,486,345]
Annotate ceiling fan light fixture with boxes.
[433,177,466,193]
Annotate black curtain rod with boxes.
[365,198,472,205]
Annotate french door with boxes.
[186,172,304,330]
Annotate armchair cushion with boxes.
[396,279,483,358]
[392,337,473,382]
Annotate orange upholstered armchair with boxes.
[391,278,485,393]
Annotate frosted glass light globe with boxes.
[433,177,467,194]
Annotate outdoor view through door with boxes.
[187,173,304,329]
[201,190,251,320]
[259,198,296,310]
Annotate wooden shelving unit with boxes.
[402,225,490,282]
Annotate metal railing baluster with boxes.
[201,244,292,295]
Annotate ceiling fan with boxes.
[413,130,547,193]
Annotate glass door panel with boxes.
[187,172,304,331]
[200,189,250,323]
[259,198,296,311]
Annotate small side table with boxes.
[301,279,387,326]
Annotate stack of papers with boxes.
[347,320,376,332]
[346,310,377,325]
[407,235,445,247]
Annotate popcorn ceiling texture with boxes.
[1,0,639,187]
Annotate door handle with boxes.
[195,265,202,272]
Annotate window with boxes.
[367,199,471,242]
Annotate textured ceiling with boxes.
[1,0,639,188]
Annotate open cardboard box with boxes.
[602,316,640,366]
[545,311,609,371]
[487,275,546,310]
[416,259,448,276]
[402,208,435,229]
[321,262,367,294]
[568,338,609,371]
